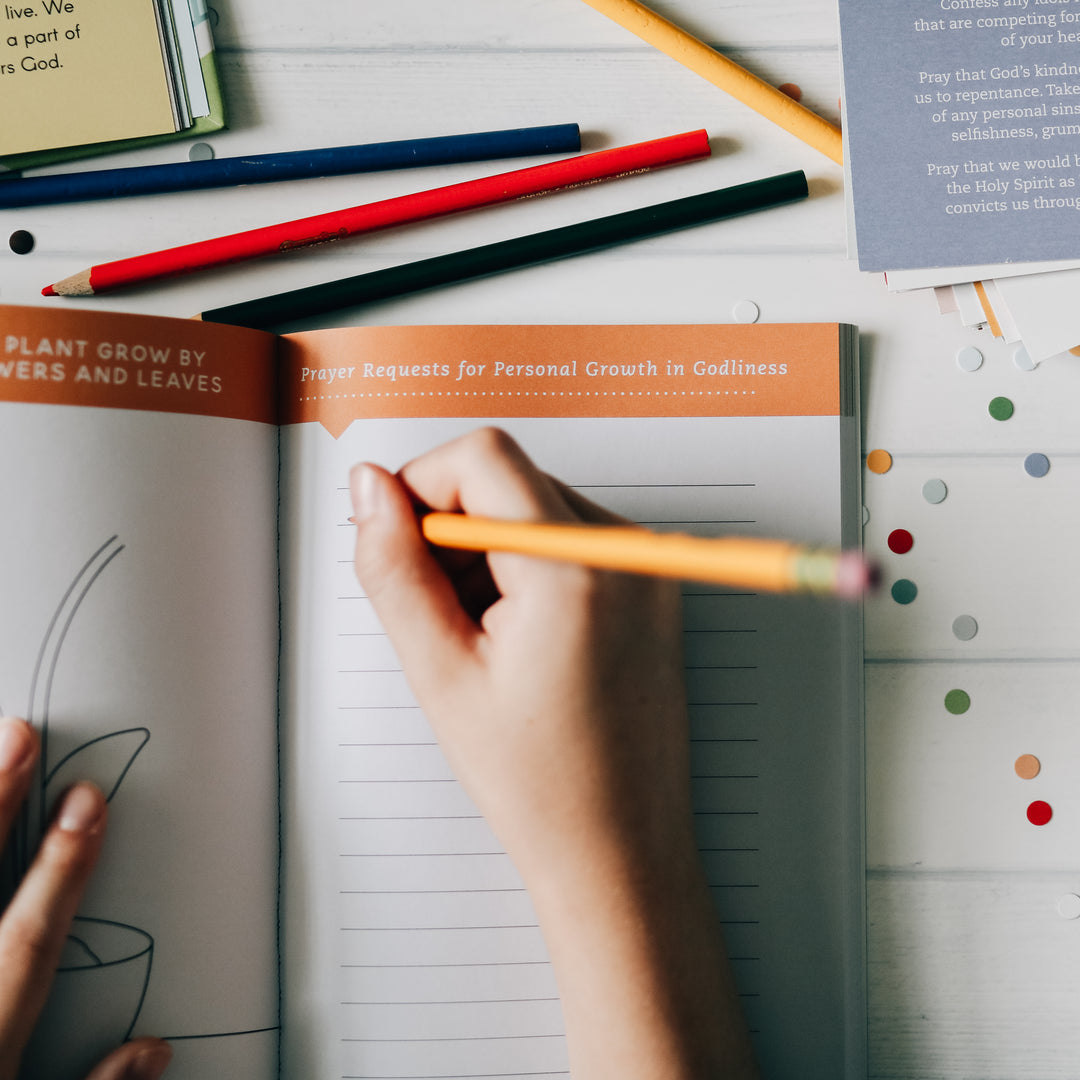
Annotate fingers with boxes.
[548,477,629,525]
[0,718,37,853]
[350,462,480,695]
[82,1037,172,1080]
[0,781,107,1064]
[399,427,577,523]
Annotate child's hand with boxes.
[0,717,171,1080]
[349,426,693,887]
[350,427,758,1080]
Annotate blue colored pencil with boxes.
[0,124,582,208]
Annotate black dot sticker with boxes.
[9,230,34,254]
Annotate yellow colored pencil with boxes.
[578,0,844,165]
[421,513,875,597]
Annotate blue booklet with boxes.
[838,0,1080,271]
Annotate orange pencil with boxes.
[578,0,843,165]
[420,513,875,597]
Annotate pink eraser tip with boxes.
[41,285,56,296]
[834,552,879,598]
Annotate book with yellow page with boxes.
[0,0,224,168]
[0,304,865,1080]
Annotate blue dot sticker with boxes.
[1024,453,1050,478]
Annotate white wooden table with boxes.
[5,2,1080,1077]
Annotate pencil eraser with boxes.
[834,551,878,598]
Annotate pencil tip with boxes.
[41,285,56,296]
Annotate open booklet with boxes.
[0,305,865,1080]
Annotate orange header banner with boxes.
[0,306,277,424]
[1,309,848,438]
[278,323,848,438]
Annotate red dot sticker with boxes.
[887,529,914,554]
[1027,800,1053,826]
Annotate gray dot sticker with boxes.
[188,142,215,161]
[923,478,948,504]
[1024,453,1050,478]
[952,614,978,641]
[956,345,983,372]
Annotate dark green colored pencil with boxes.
[196,170,808,329]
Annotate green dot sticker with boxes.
[988,396,1014,421]
[891,578,918,604]
[944,689,971,715]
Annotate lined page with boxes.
[278,325,863,1080]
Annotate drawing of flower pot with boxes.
[18,916,153,1080]
[6,537,156,1079]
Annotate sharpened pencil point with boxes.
[41,268,94,297]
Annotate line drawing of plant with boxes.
[2,533,279,1075]
[5,535,155,1080]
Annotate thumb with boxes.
[82,1037,171,1080]
[349,463,479,696]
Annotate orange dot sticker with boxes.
[1015,754,1041,779]
[1015,756,1041,781]
[1027,800,1053,826]
[867,449,893,474]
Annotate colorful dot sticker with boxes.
[1057,894,1080,920]
[1024,453,1050,478]
[988,396,1014,421]
[1027,800,1053,826]
[956,345,983,372]
[922,478,948,504]
[8,230,34,254]
[887,528,914,554]
[891,578,918,604]
[1013,345,1037,371]
[778,82,803,102]
[944,689,970,715]
[1014,754,1041,779]
[867,449,893,474]
[952,614,978,640]
[732,299,760,324]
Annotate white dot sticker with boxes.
[956,345,983,372]
[923,478,948,504]
[732,299,760,324]
[1013,345,1037,371]
[1057,894,1080,920]
[952,614,978,641]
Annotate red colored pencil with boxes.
[43,129,711,296]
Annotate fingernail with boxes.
[0,718,32,773]
[349,463,384,522]
[126,1041,173,1080]
[57,783,105,834]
